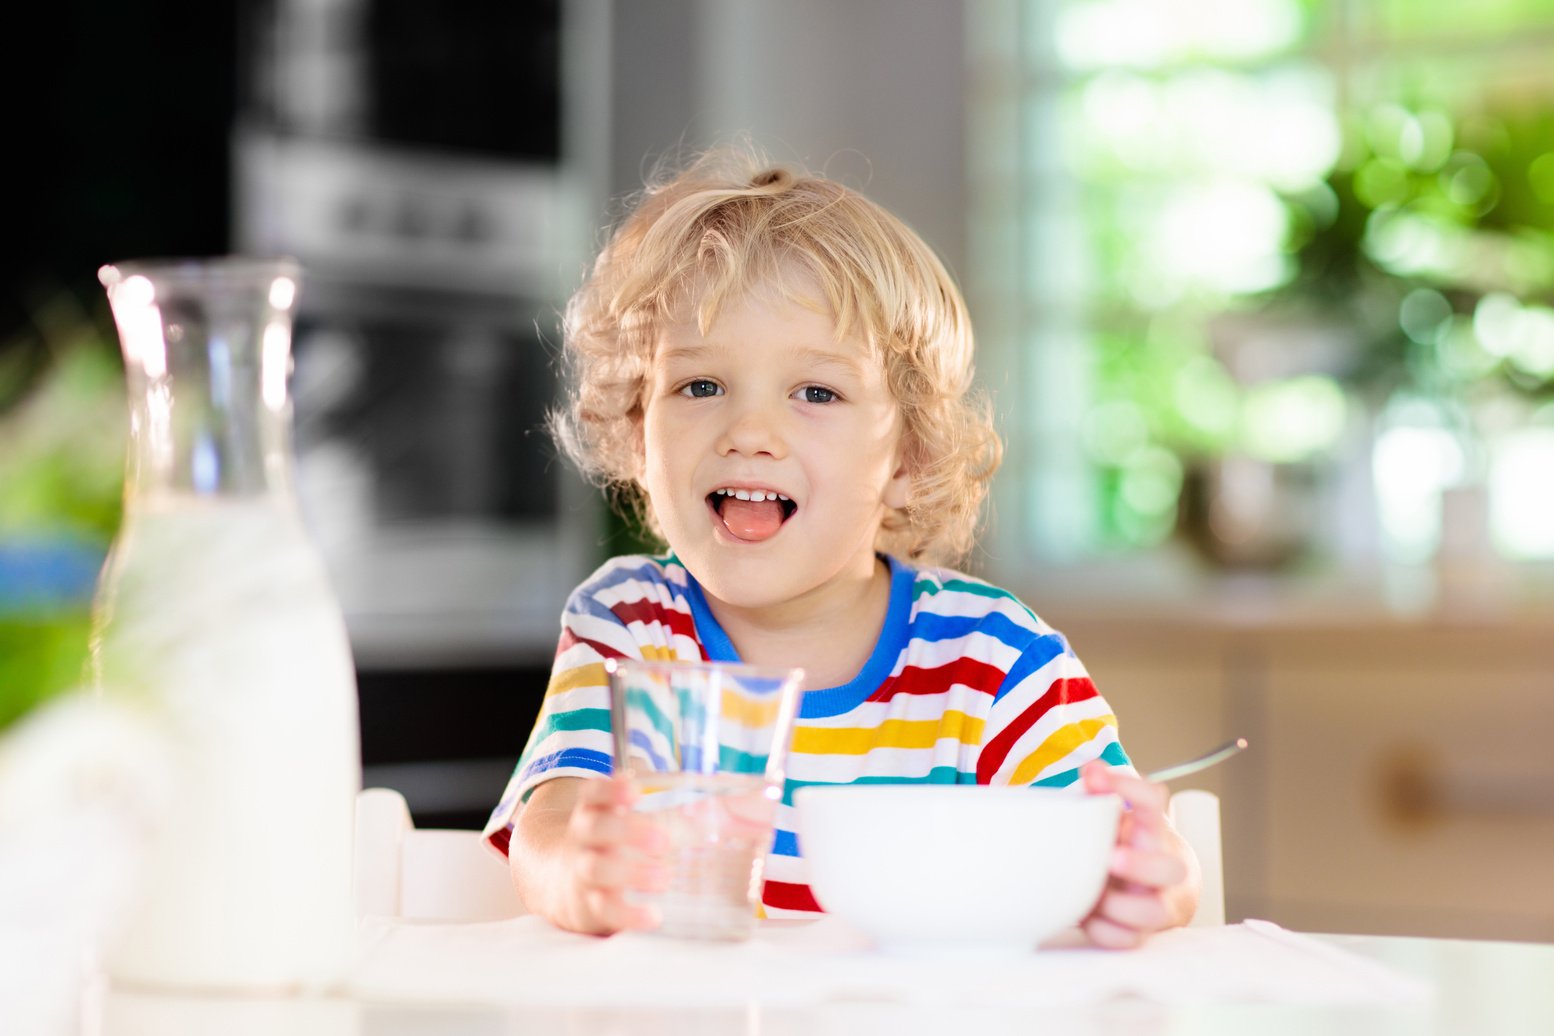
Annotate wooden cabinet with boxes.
[1057,604,1554,941]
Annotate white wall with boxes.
[602,0,968,280]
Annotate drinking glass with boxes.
[605,658,802,940]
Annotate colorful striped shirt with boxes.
[482,553,1131,917]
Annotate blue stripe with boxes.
[992,631,1069,703]
[626,730,671,771]
[909,608,1038,650]
[520,746,613,781]
[683,574,740,663]
[797,555,915,719]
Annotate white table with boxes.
[89,920,1554,1036]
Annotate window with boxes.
[970,0,1554,579]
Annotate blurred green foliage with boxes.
[0,290,125,732]
[1280,102,1554,400]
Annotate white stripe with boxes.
[525,726,614,763]
[762,848,809,886]
[793,690,967,728]
[1025,728,1130,784]
[562,610,644,657]
[534,679,610,715]
[987,694,1116,785]
[785,743,971,784]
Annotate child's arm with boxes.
[507,776,669,935]
[1077,762,1202,949]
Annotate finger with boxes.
[624,811,670,855]
[1094,770,1171,852]
[576,846,633,890]
[580,885,659,935]
[576,774,638,809]
[1082,912,1147,950]
[1079,759,1114,795]
[1106,770,1169,819]
[570,802,632,849]
[1092,886,1174,934]
[576,846,671,897]
[1111,843,1189,890]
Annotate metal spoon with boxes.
[1144,737,1248,784]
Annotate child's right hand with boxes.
[510,775,671,936]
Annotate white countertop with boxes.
[81,916,1554,1036]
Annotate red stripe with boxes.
[610,596,699,641]
[868,657,1006,704]
[762,880,823,913]
[556,627,629,663]
[975,676,1099,784]
[487,826,512,858]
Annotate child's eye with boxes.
[678,379,722,398]
[798,385,838,404]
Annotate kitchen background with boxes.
[3,0,1553,941]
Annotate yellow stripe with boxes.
[547,648,685,697]
[1008,715,1117,786]
[719,685,786,729]
[548,662,607,696]
[791,711,984,755]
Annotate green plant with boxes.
[0,292,125,732]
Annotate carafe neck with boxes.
[101,258,302,504]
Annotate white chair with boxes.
[354,787,525,922]
[353,784,1221,927]
[1168,789,1225,927]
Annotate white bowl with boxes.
[793,784,1120,954]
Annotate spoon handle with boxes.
[1144,737,1248,784]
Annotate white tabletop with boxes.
[88,919,1554,1036]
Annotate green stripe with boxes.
[515,707,614,774]
[912,576,1014,601]
[718,746,772,775]
[1030,741,1132,788]
[538,707,612,737]
[625,688,676,746]
[914,576,1042,625]
[782,766,966,806]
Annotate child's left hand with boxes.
[1078,760,1201,949]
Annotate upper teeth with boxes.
[714,488,790,503]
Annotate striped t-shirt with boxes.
[482,552,1131,917]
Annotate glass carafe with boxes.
[92,257,360,991]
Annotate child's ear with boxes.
[628,409,647,478]
[881,440,916,511]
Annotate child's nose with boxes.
[716,399,788,458]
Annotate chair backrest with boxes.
[1168,788,1225,927]
[355,787,525,922]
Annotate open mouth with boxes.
[707,487,797,543]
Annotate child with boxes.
[483,147,1199,948]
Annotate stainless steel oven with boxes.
[233,0,597,669]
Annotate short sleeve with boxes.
[973,626,1133,788]
[481,556,703,856]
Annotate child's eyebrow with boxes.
[657,343,867,380]
[657,344,718,367]
[791,347,867,380]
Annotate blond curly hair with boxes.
[553,147,1002,566]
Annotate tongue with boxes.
[720,498,785,542]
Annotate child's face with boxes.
[638,280,911,615]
